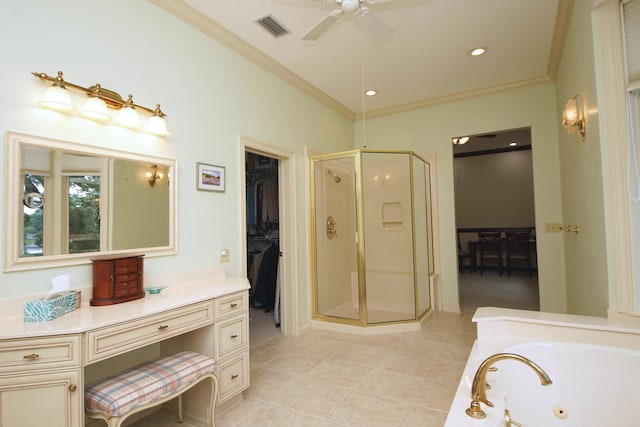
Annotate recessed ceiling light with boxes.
[452,136,470,145]
[509,141,518,147]
[365,89,377,96]
[470,47,487,56]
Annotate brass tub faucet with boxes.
[466,353,553,419]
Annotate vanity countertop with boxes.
[0,275,249,340]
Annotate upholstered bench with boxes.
[85,351,218,427]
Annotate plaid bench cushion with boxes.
[85,351,216,418]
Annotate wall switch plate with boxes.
[219,249,230,263]
[545,223,563,232]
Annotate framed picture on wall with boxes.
[196,162,225,192]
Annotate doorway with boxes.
[453,128,540,312]
[240,136,299,348]
[245,151,281,346]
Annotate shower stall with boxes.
[310,150,434,330]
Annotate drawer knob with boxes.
[230,334,239,339]
[68,384,77,392]
[23,353,40,360]
[230,303,238,308]
[158,325,169,330]
[231,374,239,380]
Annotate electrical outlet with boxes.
[219,248,230,263]
[545,223,563,232]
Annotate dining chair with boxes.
[506,231,533,277]
[457,233,472,274]
[477,232,503,276]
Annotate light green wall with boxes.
[0,0,353,326]
[555,0,608,316]
[354,83,567,313]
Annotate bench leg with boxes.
[178,394,184,423]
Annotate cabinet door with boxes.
[0,369,81,427]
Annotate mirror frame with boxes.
[3,132,178,272]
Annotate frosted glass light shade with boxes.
[145,115,170,136]
[79,96,112,123]
[38,85,75,113]
[115,106,142,130]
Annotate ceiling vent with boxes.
[255,15,290,38]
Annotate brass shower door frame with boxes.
[309,149,433,327]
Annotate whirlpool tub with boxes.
[445,308,640,427]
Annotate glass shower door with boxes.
[312,155,360,321]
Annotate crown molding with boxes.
[356,75,553,121]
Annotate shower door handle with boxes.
[327,215,338,239]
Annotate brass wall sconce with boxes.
[452,136,470,145]
[562,95,585,141]
[146,165,164,187]
[32,71,170,136]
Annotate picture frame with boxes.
[196,162,225,192]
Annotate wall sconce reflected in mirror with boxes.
[562,95,586,141]
[146,165,164,187]
[452,136,470,145]
[32,71,170,136]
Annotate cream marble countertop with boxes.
[0,274,249,340]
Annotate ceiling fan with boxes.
[302,0,395,45]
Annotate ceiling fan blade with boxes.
[302,8,343,41]
[358,11,394,46]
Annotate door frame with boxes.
[239,135,299,336]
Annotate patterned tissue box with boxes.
[23,291,81,322]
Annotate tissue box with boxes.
[23,291,81,323]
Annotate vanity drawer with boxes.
[215,291,248,320]
[86,301,214,364]
[115,272,139,283]
[115,258,139,275]
[0,335,80,374]
[217,352,249,404]
[216,315,248,359]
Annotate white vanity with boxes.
[0,271,250,427]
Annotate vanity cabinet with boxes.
[90,254,145,306]
[0,277,250,426]
[0,335,82,427]
[214,291,249,403]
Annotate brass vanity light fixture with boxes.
[562,95,585,141]
[32,71,170,136]
[146,165,164,187]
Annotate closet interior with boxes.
[245,152,280,331]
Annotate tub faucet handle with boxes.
[504,409,522,427]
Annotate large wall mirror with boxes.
[3,132,177,271]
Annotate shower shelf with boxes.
[381,201,403,229]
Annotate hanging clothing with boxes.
[261,179,278,223]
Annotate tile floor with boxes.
[129,271,541,427]
[226,311,475,427]
[130,310,476,427]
